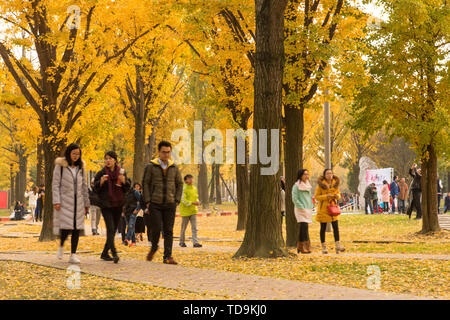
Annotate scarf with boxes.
[296,180,312,192]
[105,165,124,207]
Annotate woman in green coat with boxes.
[292,169,314,254]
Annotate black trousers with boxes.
[101,207,122,255]
[149,202,176,260]
[60,229,80,254]
[320,221,340,243]
[298,222,310,242]
[407,190,422,218]
[144,212,152,241]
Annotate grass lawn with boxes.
[0,213,448,299]
[0,209,10,217]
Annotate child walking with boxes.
[179,174,202,248]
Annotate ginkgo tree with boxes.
[0,0,161,240]
[282,0,369,246]
[351,0,449,233]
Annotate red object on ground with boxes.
[0,217,9,221]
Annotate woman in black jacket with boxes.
[93,151,130,263]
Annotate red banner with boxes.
[0,191,8,209]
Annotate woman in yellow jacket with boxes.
[314,169,345,254]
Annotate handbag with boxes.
[327,199,341,216]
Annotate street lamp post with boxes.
[324,89,331,169]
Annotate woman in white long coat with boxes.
[52,143,90,264]
[24,186,39,222]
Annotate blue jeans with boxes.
[126,213,137,243]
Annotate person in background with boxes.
[381,180,390,213]
[444,192,450,214]
[25,186,39,222]
[179,174,202,248]
[124,183,143,247]
[292,169,314,254]
[135,207,145,242]
[52,143,90,264]
[314,168,345,254]
[437,174,443,214]
[93,151,131,263]
[280,177,286,222]
[35,184,45,222]
[389,176,399,213]
[89,178,102,235]
[364,183,375,214]
[407,163,422,220]
[12,201,26,220]
[398,178,409,214]
[372,184,379,214]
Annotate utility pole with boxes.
[324,89,331,169]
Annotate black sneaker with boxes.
[101,253,113,261]
[112,253,120,264]
[193,243,203,248]
[179,243,187,247]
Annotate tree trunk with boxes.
[234,0,288,258]
[235,130,250,230]
[284,104,304,247]
[36,141,44,186]
[133,104,146,184]
[236,163,249,230]
[198,162,209,209]
[14,153,27,204]
[420,144,440,233]
[235,136,249,230]
[145,129,156,164]
[209,164,215,202]
[18,155,27,204]
[39,138,60,241]
[39,120,65,241]
[10,163,15,207]
[215,164,222,205]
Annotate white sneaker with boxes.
[57,246,64,260]
[69,254,80,264]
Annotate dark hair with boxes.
[133,182,141,189]
[280,179,285,191]
[65,143,82,168]
[296,169,308,182]
[158,141,172,151]
[394,175,398,180]
[184,174,193,182]
[323,168,332,177]
[383,180,388,185]
[104,151,118,162]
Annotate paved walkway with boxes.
[0,252,435,300]
[137,242,450,261]
[439,214,450,231]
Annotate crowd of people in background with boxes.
[7,139,448,263]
